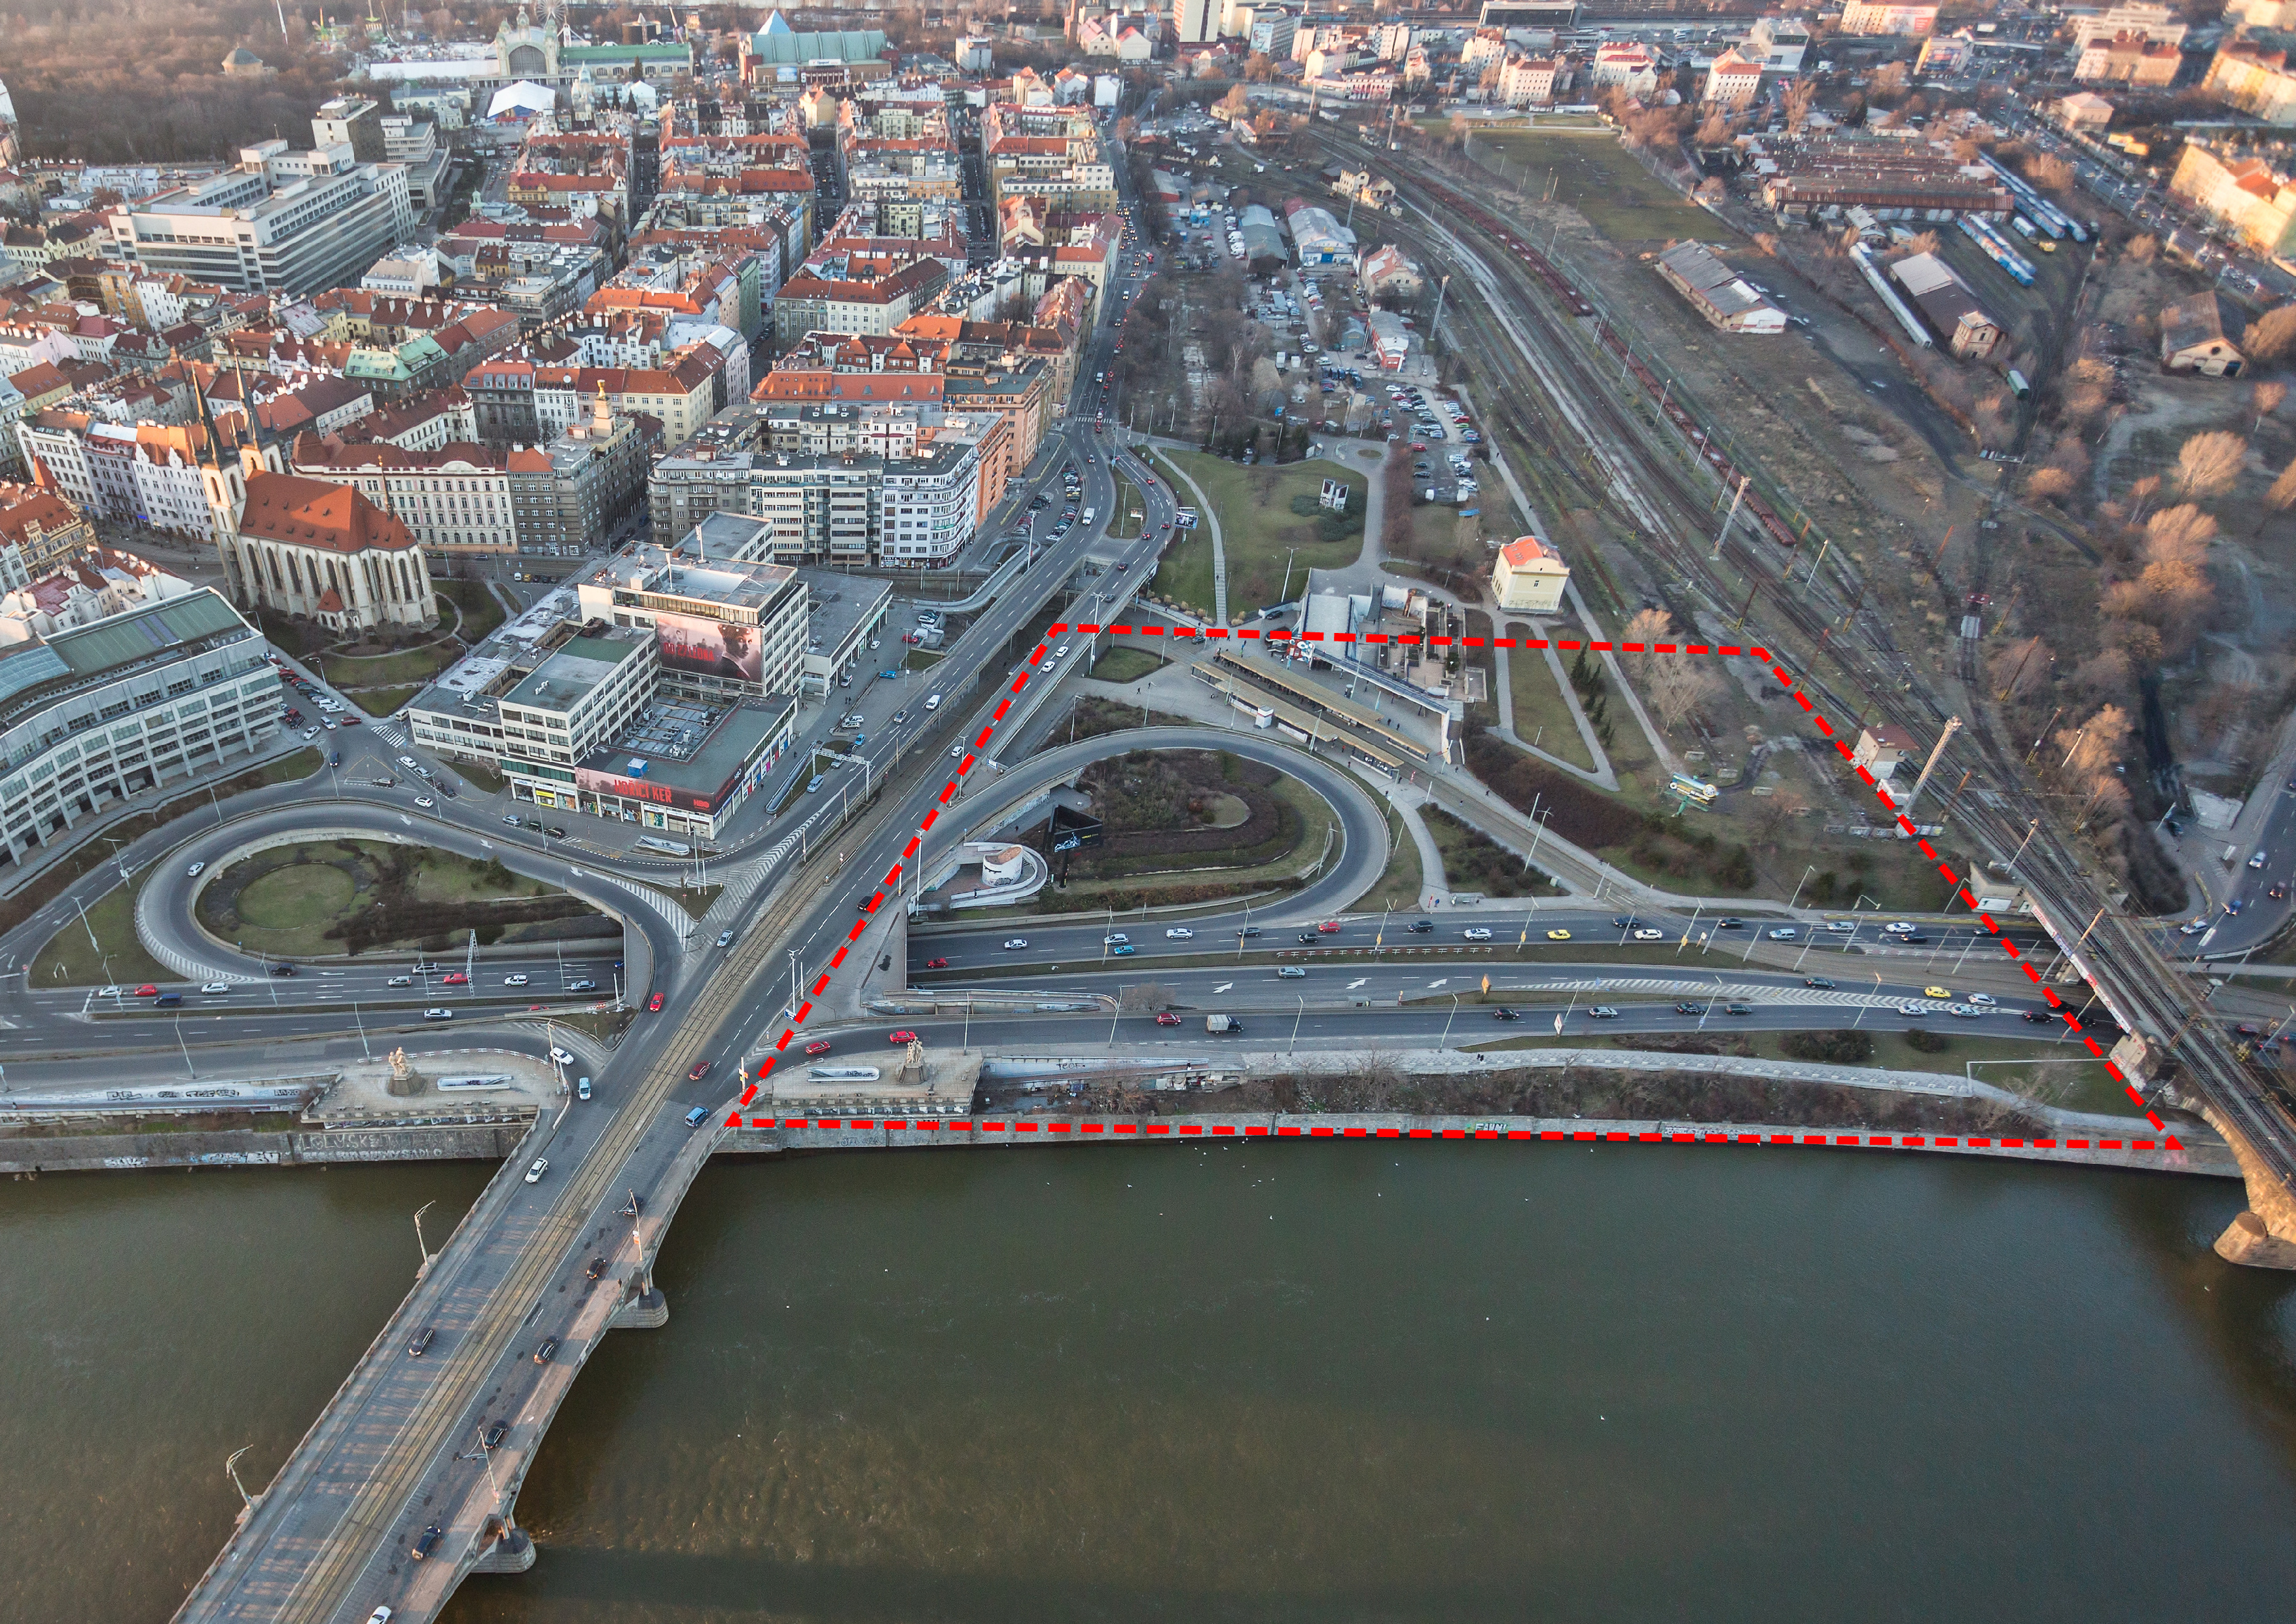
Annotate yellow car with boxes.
[1546,928,1572,941]
[1924,986,1950,999]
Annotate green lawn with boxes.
[1155,450,1367,619]
[1150,523,1217,620]
[439,579,505,641]
[195,839,577,958]
[29,877,170,988]
[322,644,458,691]
[1089,645,1165,685]
[347,684,423,718]
[1349,799,1424,914]
[1501,625,1596,771]
[1460,130,1725,244]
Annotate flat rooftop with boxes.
[575,693,797,803]
[501,626,651,714]
[795,568,892,659]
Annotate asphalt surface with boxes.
[168,152,1187,1624]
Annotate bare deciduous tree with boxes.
[2057,704,2134,777]
[2267,453,2296,520]
[2176,430,2248,500]
[2255,380,2287,434]
[2248,304,2296,365]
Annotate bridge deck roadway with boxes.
[173,289,1179,1619]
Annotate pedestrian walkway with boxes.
[1490,638,1616,789]
[1146,447,1228,625]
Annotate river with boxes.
[10,1144,2296,1622]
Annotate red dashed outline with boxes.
[727,623,2182,1155]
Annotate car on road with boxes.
[1897,1002,1929,1017]
[1716,918,1744,930]
[187,861,204,877]
[1546,929,1572,941]
[1947,1003,1983,1019]
[399,755,418,768]
[1112,943,1137,955]
[1003,937,1029,950]
[549,1045,574,1066]
[505,974,529,987]
[1674,1002,1706,1015]
[412,1525,443,1561]
[1767,928,1797,940]
[1492,1007,1522,1021]
[1884,921,1918,935]
[577,1077,591,1101]
[1803,977,1835,990]
[1166,927,1194,939]
[892,710,908,723]
[1105,933,1129,945]
[423,1006,453,1020]
[647,991,666,1011]
[1725,1003,1754,1016]
[1824,921,1857,933]
[524,1157,549,1184]
[2274,883,2292,902]
[1155,1011,1183,1026]
[2251,849,2270,869]
[1463,927,1493,941]
[685,1105,710,1127]
[569,979,596,993]
[2023,1009,2054,1023]
[889,1029,920,1043]
[1276,965,1307,978]
[688,1060,713,1081]
[408,1326,435,1356]
[1404,920,1434,933]
[1967,993,1998,1007]
[805,1039,833,1056]
[414,795,434,808]
[533,1337,558,1365]
[134,984,158,996]
[503,814,520,826]
[1236,926,1262,938]
[202,982,230,994]
[443,971,469,986]
[368,1607,394,1623]
[1924,985,1950,998]
[1588,1006,1621,1019]
[924,956,949,969]
[1632,929,1665,941]
[716,929,736,948]
[270,962,296,977]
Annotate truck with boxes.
[1206,1014,1244,1034]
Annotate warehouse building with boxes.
[1653,242,1787,334]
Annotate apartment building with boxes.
[2204,37,2296,124]
[2166,140,2296,255]
[2077,31,2182,86]
[576,533,809,704]
[1837,1,1938,35]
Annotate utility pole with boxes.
[1710,475,1748,560]
[1897,715,1962,820]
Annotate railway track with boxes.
[1318,134,2296,1204]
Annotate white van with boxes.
[925,693,942,710]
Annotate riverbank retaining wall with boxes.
[1,1123,528,1174]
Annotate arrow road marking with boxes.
[1428,978,1448,988]
[1347,978,1367,990]
[1213,981,1232,994]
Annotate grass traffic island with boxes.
[6,746,325,984]
[1088,645,1165,685]
[1025,747,1335,914]
[30,875,171,988]
[1150,450,1367,621]
[1349,799,1424,914]
[195,838,602,960]
[346,684,423,719]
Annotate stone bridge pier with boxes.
[2203,1105,2296,1269]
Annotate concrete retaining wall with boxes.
[1,1122,528,1174]
[726,1110,2235,1180]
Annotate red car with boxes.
[889,1029,919,1044]
[925,957,948,969]
[442,971,469,986]
[647,991,665,1011]
[804,1039,833,1056]
[134,984,158,997]
[1155,1011,1182,1026]
[339,713,359,727]
[1410,441,1427,451]
[689,1060,713,1081]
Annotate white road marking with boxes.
[1212,981,1232,994]
[1428,978,1448,988]
[1347,978,1367,990]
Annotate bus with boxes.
[1667,774,1720,806]
[632,834,692,859]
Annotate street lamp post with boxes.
[414,1200,436,1274]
